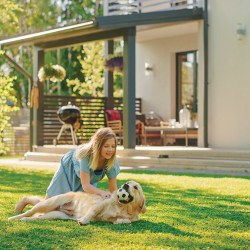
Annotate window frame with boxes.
[175,50,198,121]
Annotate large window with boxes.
[176,51,198,120]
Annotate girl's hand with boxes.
[100,191,111,200]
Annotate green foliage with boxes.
[66,41,124,97]
[0,0,23,35]
[110,41,124,97]
[113,73,123,97]
[0,74,18,155]
[67,42,105,97]
[0,166,249,249]
[41,0,104,96]
[0,0,120,103]
[25,0,57,32]
[61,0,103,22]
[0,0,58,106]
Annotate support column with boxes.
[203,0,208,147]
[104,40,114,109]
[123,27,136,148]
[32,47,44,147]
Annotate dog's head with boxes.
[116,180,146,213]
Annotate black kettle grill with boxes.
[53,102,80,145]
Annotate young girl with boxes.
[46,127,120,199]
[15,127,120,213]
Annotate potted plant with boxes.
[38,64,66,82]
[104,56,123,73]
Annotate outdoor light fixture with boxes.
[145,62,154,76]
[236,23,246,40]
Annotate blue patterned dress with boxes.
[46,149,120,197]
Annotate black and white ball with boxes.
[117,188,130,201]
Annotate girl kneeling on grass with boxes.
[15,127,120,213]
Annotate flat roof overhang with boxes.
[0,8,203,50]
[97,7,203,28]
[0,21,128,50]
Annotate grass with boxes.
[0,165,249,250]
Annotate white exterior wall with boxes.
[208,0,250,149]
[136,34,198,121]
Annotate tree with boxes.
[60,0,103,23]
[0,0,22,36]
[0,0,59,106]
[0,0,110,100]
[0,61,18,154]
[67,41,104,96]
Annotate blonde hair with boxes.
[75,127,117,171]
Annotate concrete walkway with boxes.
[0,157,249,177]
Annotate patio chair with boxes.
[105,109,123,144]
[105,109,142,145]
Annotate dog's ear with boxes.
[140,195,146,213]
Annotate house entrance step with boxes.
[24,148,250,176]
[33,145,250,161]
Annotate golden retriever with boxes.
[8,180,146,225]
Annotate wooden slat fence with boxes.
[43,95,141,145]
[114,97,142,113]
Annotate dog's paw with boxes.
[20,217,31,221]
[77,217,90,225]
[8,216,17,221]
[113,218,131,224]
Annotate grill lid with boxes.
[57,101,80,125]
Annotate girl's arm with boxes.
[80,171,111,199]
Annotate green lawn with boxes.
[0,165,249,250]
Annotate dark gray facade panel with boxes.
[96,8,203,29]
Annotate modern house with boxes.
[1,0,250,152]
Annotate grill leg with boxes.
[57,125,66,141]
[55,124,77,145]
[69,125,76,145]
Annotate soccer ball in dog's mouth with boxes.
[117,186,133,204]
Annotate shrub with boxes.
[0,73,18,155]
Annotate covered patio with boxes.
[0,7,205,150]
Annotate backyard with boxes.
[0,164,249,250]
